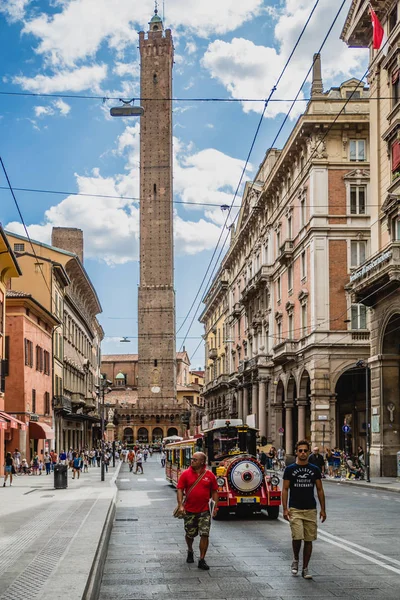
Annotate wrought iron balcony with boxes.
[349,242,400,306]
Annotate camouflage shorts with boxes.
[184,511,211,538]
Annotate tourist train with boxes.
[165,419,281,519]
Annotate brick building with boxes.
[137,9,176,409]
[201,59,372,456]
[6,228,103,453]
[101,352,197,443]
[0,225,25,476]
[342,0,400,475]
[5,291,59,460]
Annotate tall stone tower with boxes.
[138,9,176,408]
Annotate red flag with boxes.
[370,8,388,53]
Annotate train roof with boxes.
[202,418,258,434]
[164,435,203,449]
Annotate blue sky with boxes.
[0,0,367,366]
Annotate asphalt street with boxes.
[99,457,400,600]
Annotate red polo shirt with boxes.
[177,467,218,513]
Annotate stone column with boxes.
[237,387,243,420]
[285,403,294,455]
[243,386,249,422]
[258,378,267,438]
[252,381,258,420]
[296,397,307,441]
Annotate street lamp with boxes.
[96,375,112,482]
[110,99,144,118]
[356,359,371,482]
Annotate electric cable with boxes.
[179,0,348,350]
[176,0,323,342]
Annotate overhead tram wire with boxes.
[0,184,387,210]
[0,156,53,302]
[176,0,322,342]
[178,0,348,351]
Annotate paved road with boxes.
[100,457,400,600]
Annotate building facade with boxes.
[0,225,24,476]
[201,61,373,457]
[342,0,400,475]
[6,228,103,453]
[5,291,59,460]
[101,352,196,443]
[137,9,176,408]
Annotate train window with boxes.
[184,448,192,467]
[174,449,180,467]
[212,427,240,459]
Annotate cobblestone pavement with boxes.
[0,462,120,600]
[100,457,400,600]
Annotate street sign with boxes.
[342,425,351,433]
[318,415,328,420]
[278,432,284,436]
[278,427,284,433]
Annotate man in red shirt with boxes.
[176,452,218,570]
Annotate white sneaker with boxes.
[302,568,312,579]
[291,560,299,576]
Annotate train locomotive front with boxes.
[203,420,281,519]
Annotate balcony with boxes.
[208,347,218,360]
[278,240,294,265]
[229,302,242,320]
[71,393,86,408]
[242,265,272,304]
[349,242,400,306]
[272,339,298,364]
[53,396,72,413]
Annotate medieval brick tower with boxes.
[137,9,176,408]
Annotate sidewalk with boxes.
[0,461,121,600]
[323,475,400,493]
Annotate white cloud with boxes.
[185,41,197,55]
[202,0,367,118]
[6,124,247,262]
[13,64,108,93]
[113,61,140,79]
[54,98,71,115]
[0,0,30,22]
[34,99,71,118]
[19,0,263,67]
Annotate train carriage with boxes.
[165,419,281,519]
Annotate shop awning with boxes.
[29,421,55,440]
[0,411,27,430]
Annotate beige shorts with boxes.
[289,508,318,542]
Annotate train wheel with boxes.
[266,506,279,519]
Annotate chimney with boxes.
[51,227,84,264]
[311,53,323,97]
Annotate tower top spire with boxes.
[149,1,163,32]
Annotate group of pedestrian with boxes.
[174,439,326,579]
[258,446,286,470]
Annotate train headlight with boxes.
[270,475,280,486]
[217,477,225,487]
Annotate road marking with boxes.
[277,518,400,575]
[135,478,148,481]
[120,479,130,482]
[154,478,166,482]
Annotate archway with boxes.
[286,376,297,453]
[137,427,149,443]
[167,427,178,437]
[298,370,311,441]
[335,367,367,454]
[123,427,133,444]
[381,313,400,474]
[152,427,163,443]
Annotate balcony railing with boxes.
[350,242,400,305]
[272,339,298,364]
[208,347,218,360]
[278,240,294,264]
[53,396,72,413]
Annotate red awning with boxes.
[29,421,55,440]
[0,411,27,431]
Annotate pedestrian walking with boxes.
[160,450,166,468]
[127,449,135,472]
[32,453,39,475]
[308,447,325,477]
[259,449,267,469]
[59,449,67,465]
[175,452,219,571]
[277,447,286,470]
[72,453,82,479]
[282,439,326,580]
[95,449,101,467]
[3,452,14,486]
[134,451,144,474]
[325,448,334,477]
[44,452,52,475]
